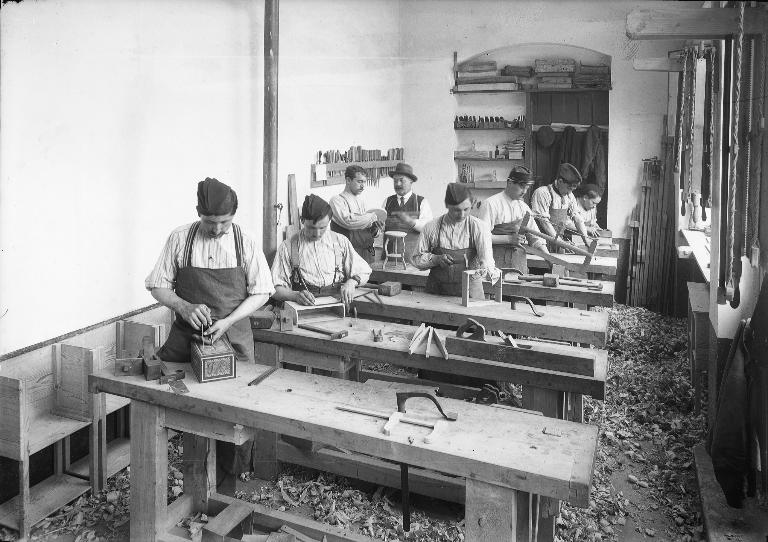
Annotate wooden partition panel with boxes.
[0,376,24,461]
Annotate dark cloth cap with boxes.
[196,177,238,216]
[536,125,556,148]
[557,163,583,185]
[507,166,535,185]
[575,183,603,198]
[301,194,332,222]
[391,162,417,181]
[445,183,472,206]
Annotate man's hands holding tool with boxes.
[202,318,233,343]
[392,211,416,228]
[435,253,455,268]
[291,289,316,306]
[180,302,213,330]
[340,279,357,308]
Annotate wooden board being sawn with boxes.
[369,264,615,307]
[88,364,597,507]
[527,252,617,276]
[353,290,608,347]
[252,318,606,399]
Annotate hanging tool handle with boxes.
[395,392,458,421]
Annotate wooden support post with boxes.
[251,429,280,481]
[461,270,471,307]
[626,5,768,40]
[183,434,216,515]
[465,478,517,540]
[130,401,167,542]
[18,458,31,540]
[90,347,108,493]
[263,0,279,265]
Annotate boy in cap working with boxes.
[329,165,384,264]
[145,177,274,493]
[530,162,591,247]
[478,166,549,274]
[380,162,433,263]
[412,183,499,299]
[272,194,371,308]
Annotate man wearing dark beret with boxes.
[271,194,371,308]
[380,163,433,263]
[530,162,591,247]
[145,177,274,491]
[412,183,499,299]
[479,166,549,273]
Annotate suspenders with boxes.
[289,233,345,288]
[182,222,245,269]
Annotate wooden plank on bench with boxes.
[70,437,131,480]
[0,473,90,530]
[203,500,253,542]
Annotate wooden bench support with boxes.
[130,401,168,542]
[465,479,517,540]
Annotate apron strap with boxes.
[233,224,244,268]
[183,222,201,268]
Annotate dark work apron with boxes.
[491,223,529,274]
[421,216,491,388]
[156,222,254,363]
[288,233,345,297]
[548,185,573,252]
[155,222,254,489]
[425,216,485,299]
[330,195,376,264]
[383,194,423,264]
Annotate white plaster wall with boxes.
[278,0,403,222]
[0,0,263,355]
[397,0,682,235]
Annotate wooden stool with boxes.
[687,282,709,413]
[384,231,408,270]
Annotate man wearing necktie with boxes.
[380,163,433,264]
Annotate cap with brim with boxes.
[558,162,582,185]
[390,162,417,182]
[508,166,535,185]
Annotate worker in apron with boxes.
[329,165,383,264]
[530,162,591,252]
[478,166,549,275]
[412,183,500,387]
[380,162,433,264]
[272,194,371,309]
[145,177,274,492]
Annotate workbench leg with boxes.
[90,392,107,493]
[465,478,517,541]
[130,401,167,542]
[566,392,584,423]
[117,405,126,438]
[521,386,563,541]
[251,429,280,481]
[182,434,216,514]
[18,457,31,541]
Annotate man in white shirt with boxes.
[329,165,383,264]
[530,162,590,247]
[272,194,371,308]
[478,166,549,273]
[380,162,433,263]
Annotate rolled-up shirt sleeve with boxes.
[243,236,276,296]
[271,241,293,290]
[412,220,439,270]
[472,218,501,283]
[530,187,551,219]
[330,194,375,230]
[414,198,433,232]
[340,236,372,285]
[145,231,181,290]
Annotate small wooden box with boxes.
[190,335,236,383]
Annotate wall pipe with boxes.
[263,0,279,264]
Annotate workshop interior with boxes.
[1,1,767,542]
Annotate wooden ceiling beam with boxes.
[633,57,684,72]
[627,6,768,40]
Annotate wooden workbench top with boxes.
[89,364,597,506]
[352,289,609,346]
[253,318,607,399]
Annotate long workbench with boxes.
[351,289,609,347]
[89,364,597,542]
[370,263,616,307]
[253,318,607,400]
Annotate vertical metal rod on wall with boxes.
[263,0,279,264]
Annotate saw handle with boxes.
[396,392,458,421]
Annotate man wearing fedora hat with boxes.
[380,162,433,263]
[479,166,548,274]
[530,162,591,248]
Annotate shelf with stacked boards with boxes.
[454,127,526,131]
[454,156,524,162]
[451,86,612,94]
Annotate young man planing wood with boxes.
[530,162,591,248]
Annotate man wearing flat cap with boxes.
[271,194,371,308]
[479,166,549,274]
[413,183,499,299]
[145,177,273,490]
[380,162,433,263]
[329,165,383,264]
[530,162,591,247]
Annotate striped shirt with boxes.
[478,191,546,249]
[145,222,274,296]
[271,230,371,289]
[412,214,500,283]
